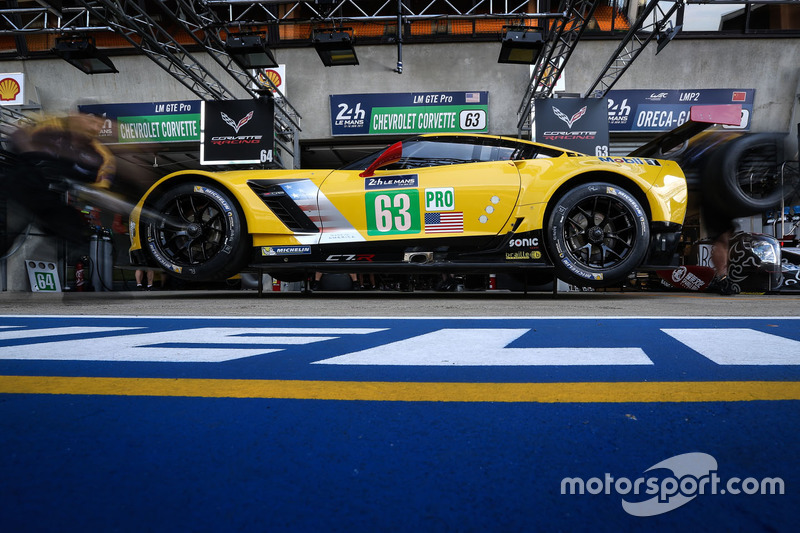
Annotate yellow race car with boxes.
[129,133,687,287]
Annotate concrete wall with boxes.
[4,37,798,140]
[567,37,800,139]
[274,42,532,140]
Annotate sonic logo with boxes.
[0,77,21,101]
[221,111,254,134]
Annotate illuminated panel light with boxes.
[313,31,359,67]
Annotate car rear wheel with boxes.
[142,182,251,281]
[704,133,796,217]
[545,182,649,287]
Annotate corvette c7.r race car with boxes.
[128,133,688,288]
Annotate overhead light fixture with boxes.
[313,30,359,67]
[225,33,278,69]
[53,36,118,74]
[655,24,682,55]
[657,2,684,55]
[498,28,544,65]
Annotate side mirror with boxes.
[360,141,403,178]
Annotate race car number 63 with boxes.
[366,189,421,235]
[376,194,411,231]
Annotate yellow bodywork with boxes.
[129,137,687,256]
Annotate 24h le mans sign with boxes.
[331,91,488,136]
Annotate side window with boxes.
[341,136,567,172]
[396,137,527,167]
[390,140,481,169]
[508,144,564,160]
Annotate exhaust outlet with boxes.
[404,252,433,264]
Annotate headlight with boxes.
[749,239,779,264]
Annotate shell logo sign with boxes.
[0,73,24,106]
[254,65,285,96]
[0,78,20,100]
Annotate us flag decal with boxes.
[424,211,463,233]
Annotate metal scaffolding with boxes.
[2,1,782,156]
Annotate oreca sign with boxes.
[425,188,454,212]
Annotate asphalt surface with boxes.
[2,290,798,532]
[2,288,800,317]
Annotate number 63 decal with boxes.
[365,189,421,235]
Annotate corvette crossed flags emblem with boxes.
[553,105,587,128]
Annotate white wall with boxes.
[3,38,798,139]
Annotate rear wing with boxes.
[628,105,743,158]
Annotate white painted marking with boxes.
[662,328,800,365]
[313,329,653,366]
[224,328,384,335]
[0,327,385,363]
[0,326,142,340]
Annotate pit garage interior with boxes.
[1,0,799,292]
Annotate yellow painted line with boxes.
[1,376,799,402]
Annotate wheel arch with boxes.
[541,175,652,287]
[541,170,652,232]
[142,172,252,236]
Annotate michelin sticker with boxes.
[262,246,312,256]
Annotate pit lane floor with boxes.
[1,290,798,532]
[2,287,800,316]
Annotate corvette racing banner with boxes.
[534,98,609,156]
[330,91,488,136]
[201,99,274,165]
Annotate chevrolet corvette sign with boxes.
[330,91,488,136]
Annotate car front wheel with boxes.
[545,182,650,287]
[142,182,251,281]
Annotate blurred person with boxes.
[358,272,376,290]
[436,273,458,292]
[1,111,116,255]
[309,271,359,291]
[9,111,115,188]
[135,268,154,291]
[702,198,736,296]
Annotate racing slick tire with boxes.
[703,133,795,218]
[545,182,650,288]
[141,182,251,282]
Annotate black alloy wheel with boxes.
[143,182,250,281]
[546,182,649,287]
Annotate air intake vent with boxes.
[248,181,319,233]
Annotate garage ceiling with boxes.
[0,1,775,171]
